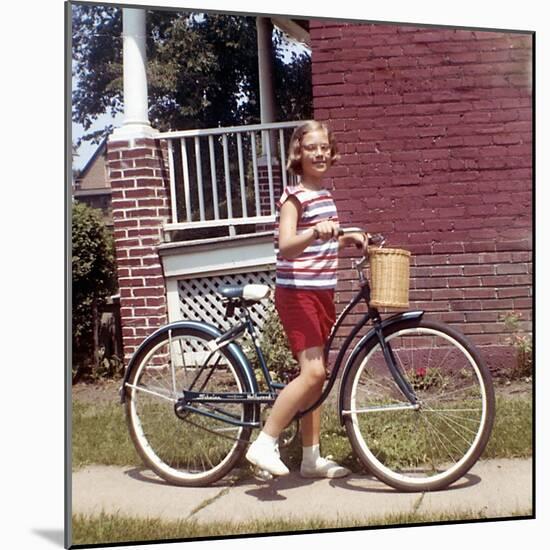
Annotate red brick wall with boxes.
[310,22,533,371]
[106,137,171,363]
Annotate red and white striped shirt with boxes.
[274,185,339,290]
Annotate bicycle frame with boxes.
[295,281,423,420]
[122,220,497,491]
[120,242,425,429]
[170,273,424,428]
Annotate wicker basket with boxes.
[368,247,411,309]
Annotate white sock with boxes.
[302,444,321,466]
[254,431,278,449]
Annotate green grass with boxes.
[72,401,137,468]
[70,393,533,547]
[71,507,532,546]
[485,396,533,457]
[318,396,533,471]
[312,396,532,472]
[71,395,532,472]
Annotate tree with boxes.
[72,5,312,146]
[72,4,124,144]
[147,12,261,131]
[72,201,118,379]
[273,29,313,121]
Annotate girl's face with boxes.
[300,129,332,182]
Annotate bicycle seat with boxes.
[218,284,271,302]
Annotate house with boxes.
[104,10,532,374]
[73,137,113,226]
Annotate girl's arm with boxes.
[278,198,340,260]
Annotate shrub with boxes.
[247,306,299,388]
[72,201,119,381]
[502,311,532,380]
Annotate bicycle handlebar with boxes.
[369,233,386,247]
[336,228,386,280]
[337,227,386,249]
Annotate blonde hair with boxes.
[286,120,340,176]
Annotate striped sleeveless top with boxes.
[274,185,339,290]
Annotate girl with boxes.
[246,120,367,478]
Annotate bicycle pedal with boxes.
[254,467,273,481]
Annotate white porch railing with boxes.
[159,121,302,236]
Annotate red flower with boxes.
[415,367,427,377]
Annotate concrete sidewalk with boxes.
[72,458,532,524]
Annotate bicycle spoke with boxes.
[421,384,482,404]
[422,406,480,443]
[126,383,177,402]
[419,413,459,466]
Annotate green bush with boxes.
[248,306,299,388]
[72,201,119,381]
[502,311,532,380]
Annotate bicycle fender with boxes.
[337,310,424,424]
[119,320,258,403]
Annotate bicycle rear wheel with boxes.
[124,326,256,486]
[342,318,495,492]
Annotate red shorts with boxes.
[274,287,336,358]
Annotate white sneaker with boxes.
[246,440,290,476]
[300,457,351,479]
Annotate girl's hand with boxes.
[359,232,370,253]
[346,231,370,252]
[313,220,340,241]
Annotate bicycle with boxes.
[120,229,495,492]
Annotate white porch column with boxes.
[111,8,157,142]
[256,17,277,154]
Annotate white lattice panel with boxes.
[178,270,276,333]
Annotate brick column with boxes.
[106,137,171,364]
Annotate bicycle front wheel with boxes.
[124,326,256,486]
[342,318,495,492]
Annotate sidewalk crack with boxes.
[411,493,425,515]
[185,468,249,521]
[187,486,231,520]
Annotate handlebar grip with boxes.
[369,233,385,247]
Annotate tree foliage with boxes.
[72,5,312,146]
[72,4,124,143]
[273,29,313,121]
[72,201,118,376]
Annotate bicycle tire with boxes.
[124,325,256,486]
[342,318,495,492]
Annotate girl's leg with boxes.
[247,346,350,478]
[298,362,351,479]
[300,406,321,447]
[246,347,326,476]
[262,346,326,438]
